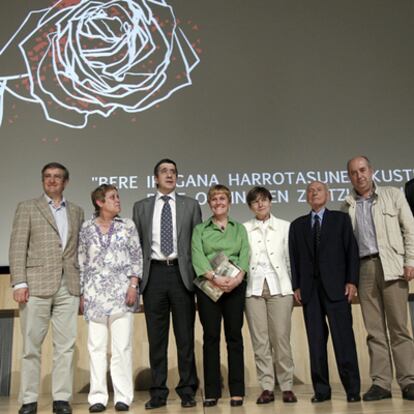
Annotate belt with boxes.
[151,258,179,266]
[360,253,380,261]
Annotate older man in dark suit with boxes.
[132,159,201,409]
[9,162,84,414]
[289,181,360,403]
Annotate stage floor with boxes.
[1,385,413,414]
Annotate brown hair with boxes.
[41,162,69,181]
[246,186,272,207]
[91,184,118,215]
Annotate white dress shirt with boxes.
[151,191,178,260]
[45,194,68,251]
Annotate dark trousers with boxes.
[196,281,246,399]
[303,283,360,397]
[143,262,197,399]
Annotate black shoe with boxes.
[114,402,129,411]
[402,383,414,400]
[203,399,218,407]
[256,390,274,404]
[181,395,196,408]
[19,403,38,414]
[145,397,166,410]
[230,398,243,407]
[311,394,331,403]
[53,401,72,414]
[363,385,392,401]
[347,394,361,402]
[282,390,298,403]
[88,404,106,413]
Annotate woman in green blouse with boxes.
[192,184,249,407]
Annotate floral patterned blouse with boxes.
[78,217,143,322]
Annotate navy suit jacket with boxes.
[289,209,359,304]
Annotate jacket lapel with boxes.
[34,195,59,234]
[304,213,314,257]
[319,208,330,251]
[64,201,75,252]
[175,194,185,239]
[146,196,155,244]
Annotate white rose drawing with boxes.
[0,0,200,128]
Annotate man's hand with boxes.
[403,266,414,282]
[293,288,302,305]
[345,283,357,303]
[13,287,29,304]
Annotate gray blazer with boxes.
[132,194,202,292]
[9,195,84,296]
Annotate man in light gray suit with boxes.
[9,162,84,414]
[132,159,201,409]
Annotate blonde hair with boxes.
[207,184,231,203]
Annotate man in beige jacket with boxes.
[343,155,414,401]
[9,162,84,414]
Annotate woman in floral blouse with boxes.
[79,184,142,413]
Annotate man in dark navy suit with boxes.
[289,181,360,403]
[405,178,414,216]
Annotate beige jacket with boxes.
[342,185,414,281]
[244,214,293,296]
[9,195,84,296]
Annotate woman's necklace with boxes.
[95,218,115,249]
[213,217,227,231]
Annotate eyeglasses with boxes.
[43,173,65,181]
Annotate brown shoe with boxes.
[282,391,298,403]
[256,390,274,404]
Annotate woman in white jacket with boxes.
[244,187,297,404]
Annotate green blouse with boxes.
[191,216,250,277]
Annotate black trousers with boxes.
[143,262,197,399]
[303,282,360,397]
[196,281,246,399]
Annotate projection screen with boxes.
[1,0,413,266]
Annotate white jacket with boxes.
[244,214,293,297]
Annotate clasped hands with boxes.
[209,271,244,293]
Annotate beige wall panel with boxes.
[2,274,413,396]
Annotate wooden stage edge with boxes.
[1,385,414,414]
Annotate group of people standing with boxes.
[9,156,414,414]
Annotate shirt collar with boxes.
[311,208,325,221]
[252,214,274,230]
[44,193,66,208]
[92,215,123,222]
[206,216,236,228]
[352,183,378,202]
[156,190,176,201]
